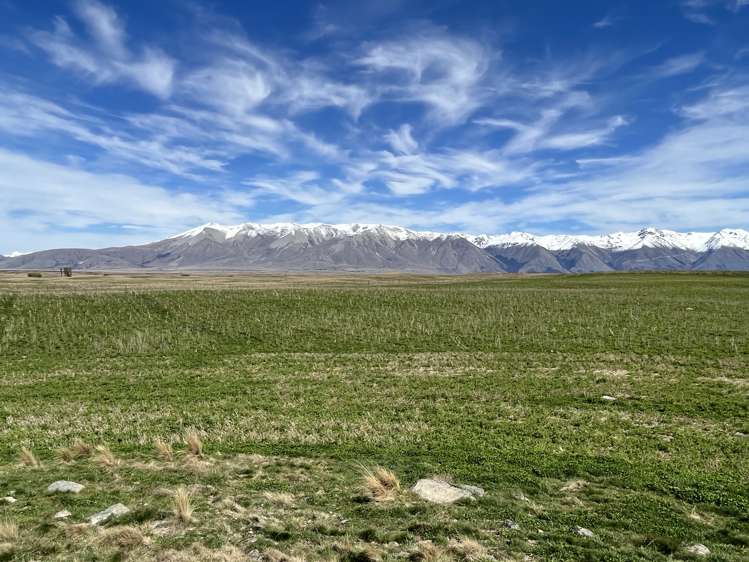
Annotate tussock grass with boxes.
[448,538,489,561]
[263,491,295,506]
[410,541,451,562]
[19,447,39,468]
[154,438,173,461]
[155,544,249,562]
[360,466,401,502]
[94,445,121,468]
[59,439,93,462]
[173,486,194,523]
[0,520,18,542]
[264,547,307,562]
[185,430,203,457]
[98,525,148,548]
[64,523,92,539]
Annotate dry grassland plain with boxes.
[0,271,747,561]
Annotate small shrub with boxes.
[27,272,42,278]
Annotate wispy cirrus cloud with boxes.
[649,52,706,77]
[356,29,493,125]
[27,0,176,97]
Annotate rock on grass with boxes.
[685,543,710,556]
[411,478,484,504]
[89,503,130,525]
[47,480,84,494]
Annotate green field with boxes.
[0,272,747,561]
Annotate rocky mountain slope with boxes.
[2,224,748,273]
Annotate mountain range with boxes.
[2,223,749,273]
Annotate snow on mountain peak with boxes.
[171,222,447,243]
[705,228,749,250]
[170,223,749,252]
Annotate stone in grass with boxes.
[411,479,484,504]
[573,526,594,538]
[503,519,520,530]
[601,395,617,402]
[89,503,130,525]
[2,497,17,504]
[458,484,486,497]
[54,510,72,519]
[47,481,84,494]
[685,544,710,556]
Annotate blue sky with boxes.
[1,0,749,253]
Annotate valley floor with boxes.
[0,272,747,561]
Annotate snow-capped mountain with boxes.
[177,222,749,252]
[172,222,448,242]
[470,227,746,252]
[1,223,748,273]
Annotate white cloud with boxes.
[357,30,492,125]
[650,52,705,78]
[679,84,749,119]
[541,116,630,150]
[27,0,176,98]
[385,124,418,155]
[182,58,273,116]
[244,171,348,205]
[593,15,617,28]
[0,148,246,254]
[73,0,126,57]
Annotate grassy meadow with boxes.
[0,271,747,561]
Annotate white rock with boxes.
[411,479,481,504]
[2,496,17,504]
[47,480,84,494]
[457,484,486,497]
[685,543,710,556]
[573,526,594,537]
[503,519,520,530]
[54,510,72,519]
[601,395,617,401]
[89,503,129,525]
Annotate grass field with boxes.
[0,272,747,561]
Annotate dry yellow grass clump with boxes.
[448,538,489,561]
[0,520,19,542]
[264,547,307,562]
[410,540,451,562]
[361,466,401,502]
[98,525,148,549]
[185,430,203,457]
[59,439,93,462]
[173,487,194,523]
[263,491,296,507]
[154,438,174,461]
[19,447,40,468]
[95,445,121,468]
